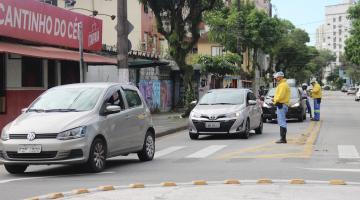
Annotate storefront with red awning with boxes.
[0,0,115,129]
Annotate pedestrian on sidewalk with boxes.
[310,78,322,121]
[273,72,291,144]
[301,83,313,119]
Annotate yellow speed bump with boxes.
[290,179,306,184]
[72,188,90,195]
[329,179,346,185]
[25,197,39,200]
[129,183,145,188]
[257,179,273,184]
[224,179,240,184]
[161,182,177,187]
[98,185,115,191]
[46,192,64,199]
[192,180,208,185]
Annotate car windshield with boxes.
[28,87,103,112]
[266,87,299,99]
[199,90,245,105]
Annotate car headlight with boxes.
[1,129,9,141]
[57,127,87,140]
[227,112,241,118]
[291,102,300,108]
[190,112,201,118]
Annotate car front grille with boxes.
[192,120,236,133]
[9,133,58,140]
[6,151,58,159]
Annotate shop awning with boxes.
[0,42,117,65]
[128,58,169,68]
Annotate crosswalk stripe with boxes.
[186,145,227,158]
[155,146,186,158]
[338,145,360,159]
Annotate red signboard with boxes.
[0,0,102,51]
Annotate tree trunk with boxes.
[253,48,260,97]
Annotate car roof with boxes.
[50,82,138,90]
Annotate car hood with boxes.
[193,104,245,116]
[6,111,94,134]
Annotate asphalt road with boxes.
[0,91,359,200]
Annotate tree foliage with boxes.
[196,53,242,77]
[138,0,222,87]
[345,1,360,66]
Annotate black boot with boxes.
[276,127,287,143]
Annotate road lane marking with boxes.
[155,146,186,158]
[186,145,227,158]
[338,145,360,159]
[0,171,115,184]
[304,168,360,172]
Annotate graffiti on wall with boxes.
[139,80,173,112]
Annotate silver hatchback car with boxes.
[188,89,263,139]
[0,83,155,174]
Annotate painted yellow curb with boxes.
[25,197,39,200]
[290,179,306,184]
[257,179,273,184]
[46,192,64,199]
[161,182,177,187]
[329,179,346,185]
[224,179,240,184]
[72,188,89,195]
[129,183,145,188]
[98,185,115,191]
[192,180,208,185]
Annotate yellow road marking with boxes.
[216,121,322,160]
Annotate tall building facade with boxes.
[316,0,355,63]
[316,0,355,84]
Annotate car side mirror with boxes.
[190,100,197,105]
[248,100,257,106]
[21,108,28,113]
[104,105,121,115]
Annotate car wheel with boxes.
[298,112,304,122]
[4,164,28,174]
[255,120,263,135]
[189,132,199,140]
[242,119,250,139]
[262,117,267,123]
[303,111,307,120]
[138,131,155,162]
[87,138,107,173]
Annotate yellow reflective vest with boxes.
[311,83,322,99]
[274,79,291,105]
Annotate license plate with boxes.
[205,122,220,128]
[17,145,42,154]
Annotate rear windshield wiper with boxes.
[212,103,236,105]
[44,109,81,112]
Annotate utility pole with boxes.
[78,22,84,83]
[117,0,129,82]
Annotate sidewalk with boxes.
[34,180,360,200]
[152,113,188,138]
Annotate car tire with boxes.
[4,164,28,174]
[86,138,107,173]
[241,119,250,139]
[189,132,199,140]
[298,112,304,122]
[138,131,155,162]
[262,117,267,123]
[255,120,263,135]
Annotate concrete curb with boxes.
[155,125,188,138]
[25,179,360,200]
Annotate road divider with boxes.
[25,178,360,200]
